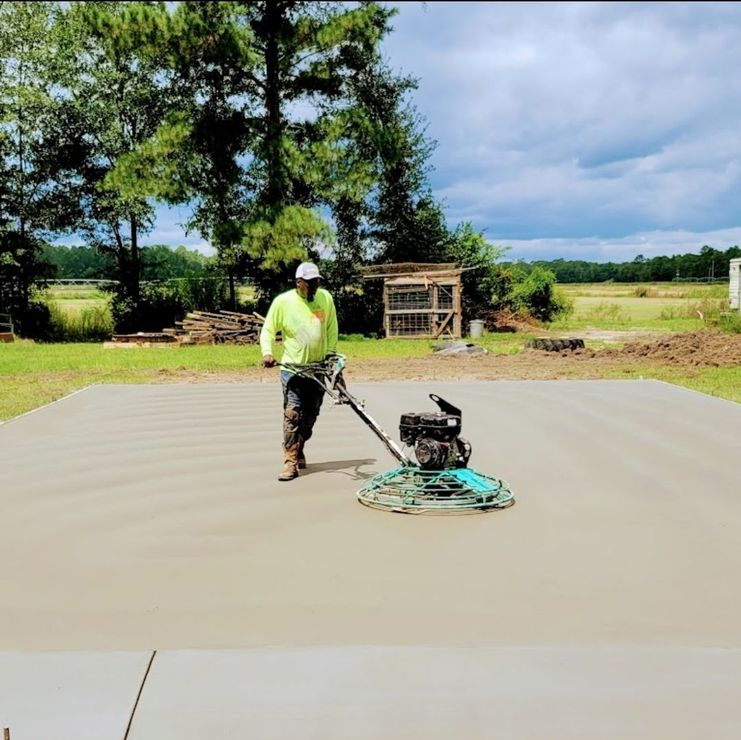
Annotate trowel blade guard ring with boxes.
[357,466,515,515]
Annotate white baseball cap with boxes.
[295,262,322,280]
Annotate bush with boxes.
[331,281,384,337]
[509,266,572,322]
[11,301,53,340]
[719,311,741,333]
[111,277,230,334]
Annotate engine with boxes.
[399,394,471,470]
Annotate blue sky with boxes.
[138,2,741,262]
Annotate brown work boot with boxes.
[278,444,300,481]
[297,442,306,469]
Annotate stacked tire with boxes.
[525,338,585,352]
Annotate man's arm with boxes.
[260,298,280,366]
[325,292,338,354]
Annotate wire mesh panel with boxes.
[437,285,454,310]
[388,287,432,311]
[384,278,461,339]
[388,312,432,337]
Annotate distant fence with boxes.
[671,276,729,283]
[47,279,117,286]
[47,278,254,286]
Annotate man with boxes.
[260,262,339,481]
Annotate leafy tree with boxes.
[329,54,452,266]
[101,1,401,304]
[0,1,57,336]
[47,1,175,313]
[320,55,455,331]
[445,222,507,322]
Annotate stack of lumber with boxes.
[166,310,265,345]
[110,310,265,346]
[110,332,176,345]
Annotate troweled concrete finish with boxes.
[0,651,152,740]
[126,647,741,740]
[1,380,740,737]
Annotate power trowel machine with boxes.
[278,354,515,514]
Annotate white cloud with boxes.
[382,1,741,257]
[53,2,741,262]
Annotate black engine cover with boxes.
[399,395,472,470]
[399,412,461,445]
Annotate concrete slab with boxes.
[126,647,741,740]
[0,380,739,650]
[0,651,152,740]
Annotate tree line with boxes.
[43,243,209,280]
[512,245,741,284]
[47,241,741,284]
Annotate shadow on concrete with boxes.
[304,458,377,480]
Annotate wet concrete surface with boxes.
[1,381,739,737]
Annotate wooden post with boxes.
[430,280,438,337]
[454,276,462,338]
[383,280,390,337]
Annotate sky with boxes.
[141,2,741,262]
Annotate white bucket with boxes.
[469,319,485,338]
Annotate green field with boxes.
[552,282,730,332]
[1,280,734,421]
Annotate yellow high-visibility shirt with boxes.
[259,288,338,365]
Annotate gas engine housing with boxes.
[398,394,471,470]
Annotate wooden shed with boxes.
[362,263,463,339]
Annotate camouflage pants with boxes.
[280,370,324,450]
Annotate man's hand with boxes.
[262,354,276,368]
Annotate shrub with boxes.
[10,301,53,340]
[111,277,230,334]
[331,280,384,337]
[509,266,572,322]
[718,311,741,333]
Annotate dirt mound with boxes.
[485,309,542,333]
[599,331,741,368]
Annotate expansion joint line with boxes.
[123,650,157,740]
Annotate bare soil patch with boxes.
[114,330,741,384]
[591,330,741,368]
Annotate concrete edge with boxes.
[1,384,95,427]
[651,378,741,407]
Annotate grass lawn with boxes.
[1,280,733,421]
[0,334,527,417]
